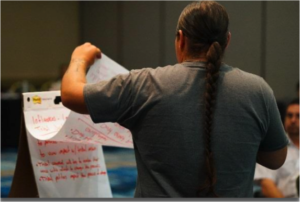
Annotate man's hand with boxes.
[70,42,102,71]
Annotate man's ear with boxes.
[178,30,185,51]
[225,31,231,49]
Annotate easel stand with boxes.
[8,113,39,197]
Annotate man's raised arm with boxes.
[61,43,101,114]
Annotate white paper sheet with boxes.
[23,54,133,197]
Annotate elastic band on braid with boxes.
[198,41,223,197]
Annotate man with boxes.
[61,2,288,195]
[254,98,299,198]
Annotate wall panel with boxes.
[220,1,263,76]
[122,2,161,69]
[2,2,80,84]
[265,1,299,100]
[81,2,119,62]
[165,1,191,66]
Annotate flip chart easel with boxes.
[8,54,133,198]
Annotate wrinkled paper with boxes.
[23,54,133,197]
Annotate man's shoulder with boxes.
[223,64,264,83]
[129,64,186,80]
[221,64,273,96]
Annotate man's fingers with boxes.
[96,48,102,59]
[72,43,102,65]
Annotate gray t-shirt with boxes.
[84,62,288,197]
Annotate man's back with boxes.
[116,62,288,197]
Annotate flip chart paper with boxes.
[23,54,133,197]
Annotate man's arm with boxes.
[256,146,287,170]
[260,178,284,198]
[61,43,101,114]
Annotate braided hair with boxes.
[176,1,229,197]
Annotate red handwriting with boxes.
[85,127,107,141]
[83,136,93,142]
[87,171,107,177]
[64,135,81,141]
[83,158,91,163]
[40,169,49,173]
[38,167,107,182]
[37,140,43,146]
[38,140,60,147]
[39,175,53,182]
[45,140,58,146]
[50,167,59,173]
[71,129,85,138]
[99,171,107,175]
[74,166,83,171]
[70,174,79,180]
[35,140,108,183]
[78,145,87,152]
[37,144,99,158]
[32,113,67,125]
[55,173,67,182]
[60,167,69,172]
[34,125,49,132]
[78,118,128,145]
[88,146,96,151]
[36,161,50,167]
[90,164,100,169]
[114,132,125,141]
[39,150,45,158]
[59,147,70,155]
[88,172,96,177]
[52,160,64,166]
[48,151,57,156]
[100,123,112,134]
[32,115,57,124]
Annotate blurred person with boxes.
[254,98,299,198]
[61,1,288,197]
[8,80,36,93]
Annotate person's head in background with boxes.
[284,98,299,148]
[296,81,299,97]
[174,1,230,197]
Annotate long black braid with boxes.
[176,1,229,197]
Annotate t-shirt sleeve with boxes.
[83,72,134,124]
[258,78,289,152]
